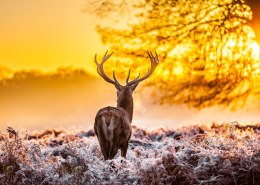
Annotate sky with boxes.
[0,0,105,73]
[0,0,259,130]
[0,0,259,72]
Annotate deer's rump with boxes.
[94,106,131,159]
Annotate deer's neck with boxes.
[117,94,133,122]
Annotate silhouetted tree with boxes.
[86,0,259,108]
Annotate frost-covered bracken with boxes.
[0,123,259,185]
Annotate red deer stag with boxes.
[94,51,159,160]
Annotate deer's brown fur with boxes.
[94,51,159,160]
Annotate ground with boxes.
[0,123,259,185]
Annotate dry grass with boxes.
[0,123,259,185]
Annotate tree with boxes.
[86,0,259,108]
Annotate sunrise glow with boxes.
[250,41,260,60]
[0,0,260,130]
[0,0,104,73]
[173,64,183,76]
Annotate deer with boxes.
[94,51,159,160]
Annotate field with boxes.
[0,123,259,185]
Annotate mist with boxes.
[0,68,259,131]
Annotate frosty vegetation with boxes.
[0,123,259,185]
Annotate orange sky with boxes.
[0,0,259,74]
[0,0,105,74]
[0,1,259,130]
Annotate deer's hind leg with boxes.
[120,131,131,158]
[120,143,128,158]
[99,139,109,160]
[108,142,119,160]
[96,134,109,160]
[95,119,110,160]
[106,115,119,159]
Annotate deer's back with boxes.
[94,106,131,143]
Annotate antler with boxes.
[126,51,159,86]
[95,51,122,89]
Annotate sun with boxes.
[250,41,260,60]
[173,64,183,76]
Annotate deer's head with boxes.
[94,51,159,102]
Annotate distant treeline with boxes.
[0,66,96,87]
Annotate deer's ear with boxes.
[130,83,139,92]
